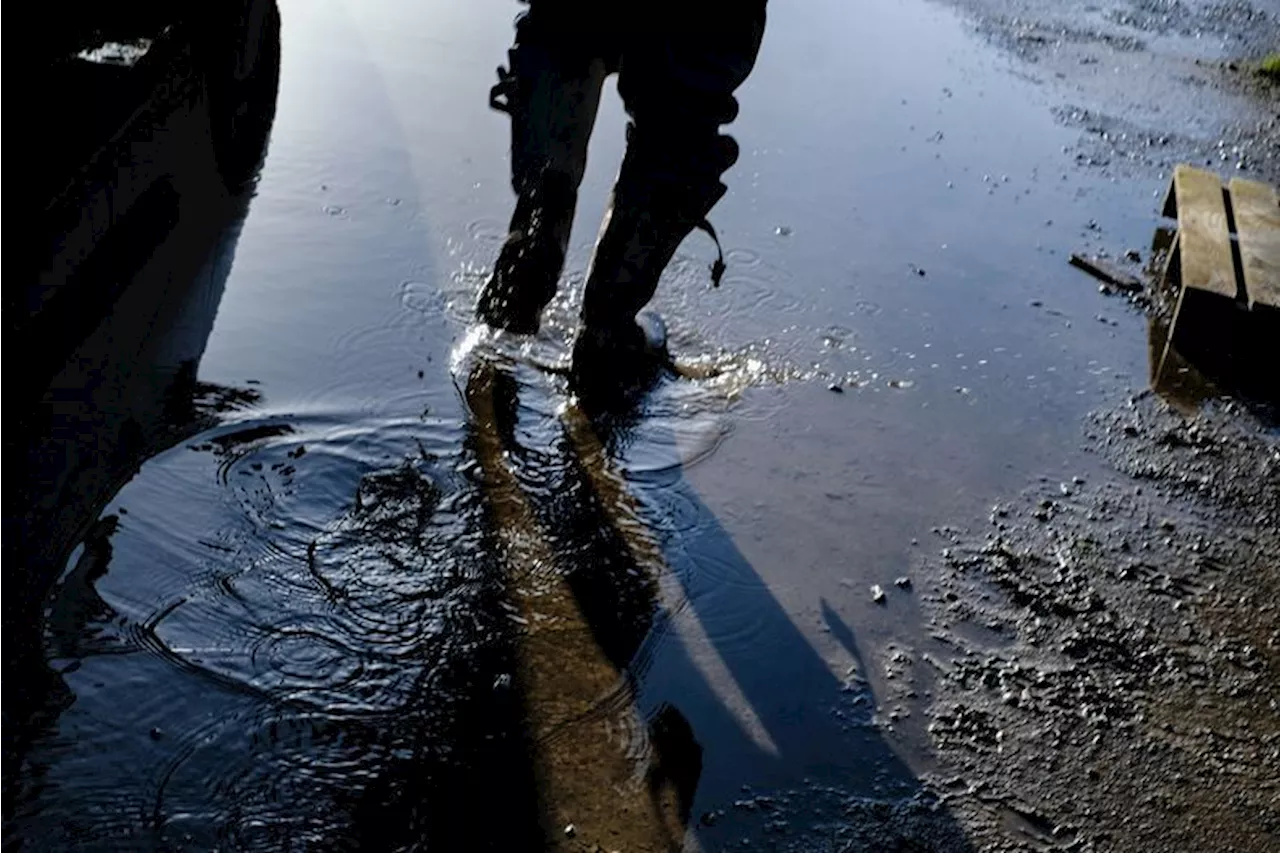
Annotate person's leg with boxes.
[476,2,617,334]
[579,0,767,331]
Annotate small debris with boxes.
[895,576,913,590]
[1124,249,1142,263]
[1069,253,1144,292]
[149,727,163,741]
[871,584,887,604]
[828,383,845,393]
[775,225,793,237]
[563,824,576,838]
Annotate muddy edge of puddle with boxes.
[858,2,1280,850]
[901,391,1280,853]
[939,0,1280,186]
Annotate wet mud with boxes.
[940,0,1280,184]
[904,394,1280,852]
[876,2,1280,850]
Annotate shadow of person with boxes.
[442,357,704,852]
[447,349,978,852]
[3,9,280,823]
[428,0,980,843]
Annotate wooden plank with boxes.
[1161,175,1179,220]
[1069,253,1144,292]
[1171,165,1238,300]
[1228,177,1280,310]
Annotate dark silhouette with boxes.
[3,3,280,831]
[476,0,767,354]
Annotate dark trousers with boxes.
[504,0,767,201]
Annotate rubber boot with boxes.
[476,39,607,334]
[579,127,735,334]
[569,130,732,422]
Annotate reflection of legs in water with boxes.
[477,0,767,342]
[646,702,704,841]
[462,360,704,850]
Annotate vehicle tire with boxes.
[203,0,282,192]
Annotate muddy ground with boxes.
[908,393,1280,853]
[945,0,1280,185]
[856,1,1280,851]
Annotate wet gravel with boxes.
[939,0,1280,185]
[878,10,1280,844]
[904,394,1280,852]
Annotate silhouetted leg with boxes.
[579,0,767,331]
[476,2,615,334]
[646,703,704,844]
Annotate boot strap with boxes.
[489,63,516,113]
[695,218,727,288]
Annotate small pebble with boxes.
[775,225,792,237]
[894,576,912,590]
[149,727,164,741]
[871,584,887,604]
[828,383,844,393]
[564,824,576,838]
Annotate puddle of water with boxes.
[9,0,1180,848]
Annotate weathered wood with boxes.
[1170,165,1238,300]
[1228,177,1280,310]
[1069,253,1144,292]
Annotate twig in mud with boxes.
[1068,252,1145,292]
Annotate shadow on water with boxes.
[439,348,978,851]
[2,1,282,834]
[448,0,976,841]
